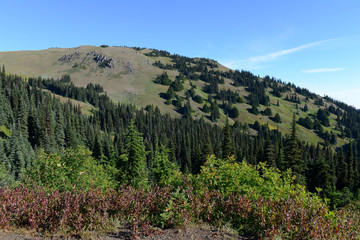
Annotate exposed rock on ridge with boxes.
[58,51,80,62]
[87,51,115,68]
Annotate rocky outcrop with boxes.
[125,61,135,73]
[87,51,115,68]
[59,50,115,68]
[58,51,80,62]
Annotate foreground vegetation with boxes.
[1,151,360,239]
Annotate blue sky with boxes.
[1,0,359,108]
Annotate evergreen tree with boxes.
[27,108,40,148]
[202,104,210,113]
[284,114,304,184]
[228,106,239,118]
[92,134,103,159]
[210,102,220,122]
[347,143,355,190]
[317,109,330,127]
[0,65,5,87]
[165,86,175,100]
[151,145,177,184]
[307,150,331,194]
[336,150,348,189]
[171,79,184,92]
[250,105,260,115]
[276,140,285,171]
[264,135,276,167]
[222,118,234,159]
[64,115,77,148]
[263,107,272,116]
[156,71,172,85]
[54,103,65,149]
[200,132,213,166]
[298,116,313,130]
[121,121,148,187]
[303,104,309,112]
[273,113,282,123]
[182,100,192,119]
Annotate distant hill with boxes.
[0,45,357,147]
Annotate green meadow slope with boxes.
[0,46,350,147]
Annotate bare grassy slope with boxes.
[0,46,181,116]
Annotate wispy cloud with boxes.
[248,40,326,63]
[223,39,337,70]
[303,68,344,73]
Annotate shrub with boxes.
[298,116,313,129]
[155,72,172,86]
[263,107,272,116]
[171,79,184,92]
[202,104,210,113]
[26,147,115,192]
[2,155,360,239]
[192,95,204,104]
[250,105,259,115]
[228,106,239,118]
[273,113,282,123]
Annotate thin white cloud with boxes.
[303,68,344,73]
[223,39,337,70]
[248,41,324,63]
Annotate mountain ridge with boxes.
[0,45,357,147]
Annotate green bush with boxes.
[263,107,272,116]
[27,147,115,191]
[192,95,204,104]
[193,156,322,204]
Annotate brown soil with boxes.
[0,226,250,240]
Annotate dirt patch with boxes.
[139,227,249,240]
[0,226,250,240]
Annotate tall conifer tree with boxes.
[222,117,234,159]
[121,121,148,186]
[285,114,304,184]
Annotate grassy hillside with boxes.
[0,46,351,147]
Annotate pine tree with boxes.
[222,118,234,159]
[165,86,175,100]
[54,103,65,149]
[347,143,355,190]
[307,150,331,193]
[194,132,213,173]
[264,135,276,167]
[0,65,5,87]
[336,150,348,189]
[210,102,220,122]
[121,121,148,187]
[27,107,40,148]
[64,115,77,148]
[273,113,282,123]
[152,145,178,184]
[303,104,309,112]
[182,100,192,119]
[92,134,103,159]
[251,105,260,115]
[284,114,304,184]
